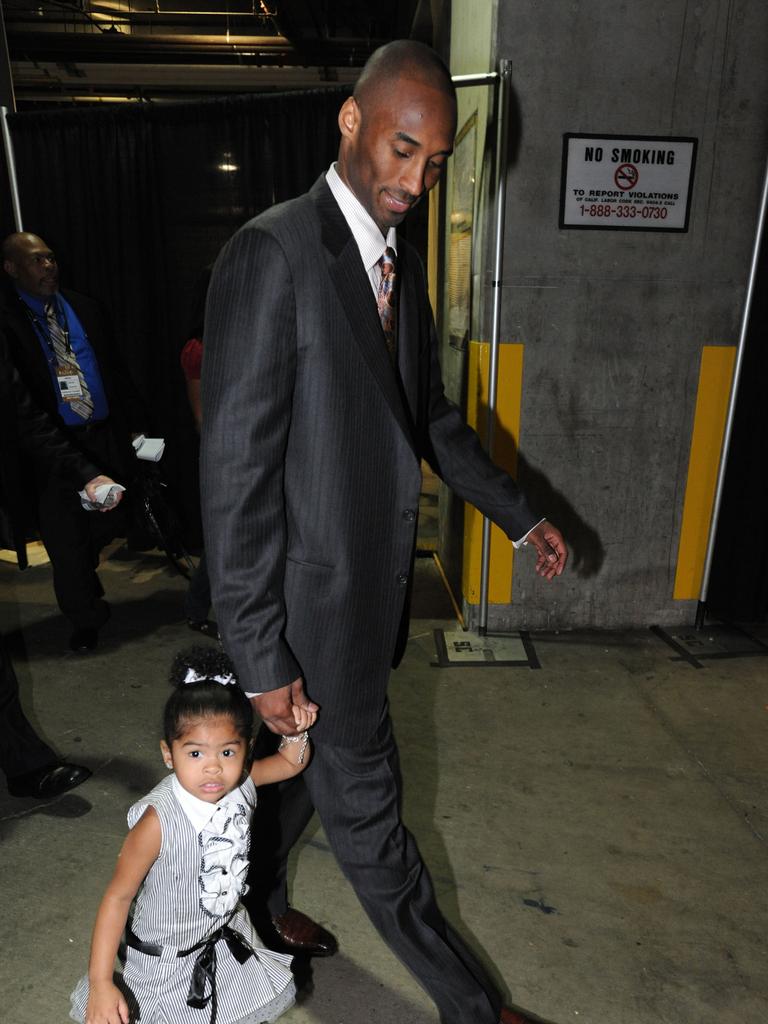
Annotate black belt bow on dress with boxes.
[125,923,255,1024]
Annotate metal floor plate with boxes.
[433,628,540,668]
[650,623,768,667]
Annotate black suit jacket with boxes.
[0,331,99,568]
[202,176,537,745]
[0,282,144,477]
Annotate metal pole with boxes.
[453,72,499,88]
[478,58,512,636]
[0,2,22,232]
[695,152,768,628]
[1,106,22,230]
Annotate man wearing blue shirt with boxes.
[1,232,146,652]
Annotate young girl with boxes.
[70,646,314,1024]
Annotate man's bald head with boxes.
[2,231,40,262]
[2,231,59,299]
[336,40,456,235]
[353,40,456,111]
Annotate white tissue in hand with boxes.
[78,482,126,510]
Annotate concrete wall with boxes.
[459,0,768,629]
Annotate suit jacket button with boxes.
[402,508,416,521]
[397,573,408,585]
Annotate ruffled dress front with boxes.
[70,774,295,1024]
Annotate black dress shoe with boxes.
[69,627,99,653]
[271,908,338,956]
[7,762,91,799]
[187,618,220,640]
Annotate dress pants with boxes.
[34,420,125,631]
[0,635,57,781]
[184,549,212,622]
[246,725,317,920]
[247,712,502,1024]
[36,473,111,631]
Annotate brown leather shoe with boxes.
[271,908,338,957]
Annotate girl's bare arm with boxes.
[85,808,161,1024]
[250,732,312,786]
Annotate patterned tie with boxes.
[44,301,94,421]
[376,246,397,363]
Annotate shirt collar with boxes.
[326,162,397,273]
[15,286,57,315]
[172,773,249,834]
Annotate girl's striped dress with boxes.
[70,774,295,1024]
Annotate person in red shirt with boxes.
[179,268,217,639]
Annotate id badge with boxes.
[56,365,83,401]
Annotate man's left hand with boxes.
[525,520,568,580]
[84,475,123,511]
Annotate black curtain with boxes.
[5,87,350,541]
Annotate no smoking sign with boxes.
[614,163,638,190]
[560,133,697,230]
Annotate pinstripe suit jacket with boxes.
[201,175,536,746]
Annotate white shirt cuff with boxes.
[513,518,546,549]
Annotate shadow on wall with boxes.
[517,453,604,578]
[439,421,605,589]
[489,85,606,577]
[464,384,605,582]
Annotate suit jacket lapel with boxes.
[0,287,55,395]
[396,245,419,425]
[310,177,417,453]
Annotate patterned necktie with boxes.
[44,301,94,421]
[376,246,397,363]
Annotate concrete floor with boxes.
[1,546,767,1024]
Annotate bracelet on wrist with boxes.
[279,732,309,764]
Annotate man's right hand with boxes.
[84,474,123,512]
[250,677,319,735]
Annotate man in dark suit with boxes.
[202,41,567,1024]
[1,232,145,652]
[0,329,122,796]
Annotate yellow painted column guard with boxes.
[673,345,737,600]
[462,341,525,605]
